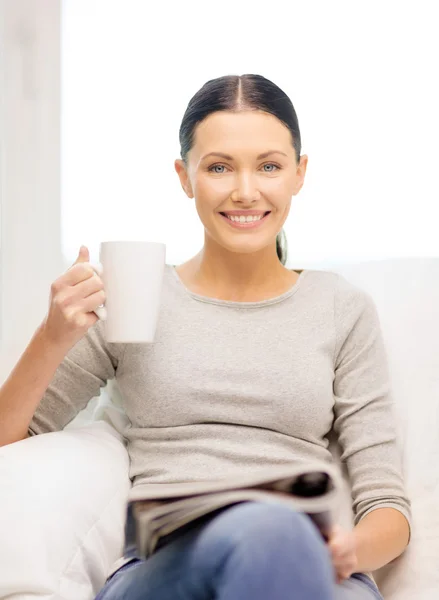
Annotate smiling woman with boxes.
[176,76,305,257]
[172,74,309,299]
[0,69,409,600]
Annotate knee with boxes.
[195,501,327,562]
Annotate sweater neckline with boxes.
[168,264,308,308]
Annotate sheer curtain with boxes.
[61,0,438,269]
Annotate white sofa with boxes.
[0,257,438,599]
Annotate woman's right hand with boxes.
[42,246,106,350]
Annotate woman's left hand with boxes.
[327,524,358,584]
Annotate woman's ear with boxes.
[292,154,308,196]
[174,159,194,198]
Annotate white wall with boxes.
[0,0,62,381]
[61,0,439,268]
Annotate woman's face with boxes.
[175,110,308,257]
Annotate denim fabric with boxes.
[96,503,383,600]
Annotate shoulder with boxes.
[304,268,373,308]
[304,269,379,335]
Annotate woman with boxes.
[0,74,410,599]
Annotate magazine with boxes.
[126,463,342,559]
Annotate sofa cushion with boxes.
[0,422,131,599]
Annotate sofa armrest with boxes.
[0,422,131,600]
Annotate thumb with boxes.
[75,245,90,264]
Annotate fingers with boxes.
[44,246,104,348]
[62,309,99,331]
[53,265,102,296]
[81,290,106,314]
[332,551,358,576]
[73,271,105,299]
[74,245,90,265]
[335,560,358,585]
[328,526,356,558]
[62,246,100,287]
[63,246,95,285]
[63,262,96,287]
[328,526,358,584]
[53,272,105,311]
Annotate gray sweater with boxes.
[29,265,411,528]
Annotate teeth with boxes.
[226,214,263,222]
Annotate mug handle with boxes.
[91,262,107,321]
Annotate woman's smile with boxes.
[218,211,272,229]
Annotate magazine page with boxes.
[128,462,341,502]
[128,463,342,559]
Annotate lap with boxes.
[97,561,382,600]
[96,502,383,600]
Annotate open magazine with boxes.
[125,463,342,559]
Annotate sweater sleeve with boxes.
[28,320,124,435]
[332,275,411,530]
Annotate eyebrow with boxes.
[201,150,289,161]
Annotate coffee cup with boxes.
[93,241,166,343]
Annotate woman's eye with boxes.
[209,164,226,174]
[262,163,279,172]
[208,163,280,174]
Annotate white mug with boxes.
[94,241,166,343]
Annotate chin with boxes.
[219,239,274,256]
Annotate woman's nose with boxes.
[232,172,261,203]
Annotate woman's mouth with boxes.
[218,211,271,229]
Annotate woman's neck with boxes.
[175,246,299,302]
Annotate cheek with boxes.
[259,175,295,197]
[193,176,231,208]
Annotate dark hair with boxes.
[179,74,302,266]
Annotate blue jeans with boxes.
[95,502,383,600]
